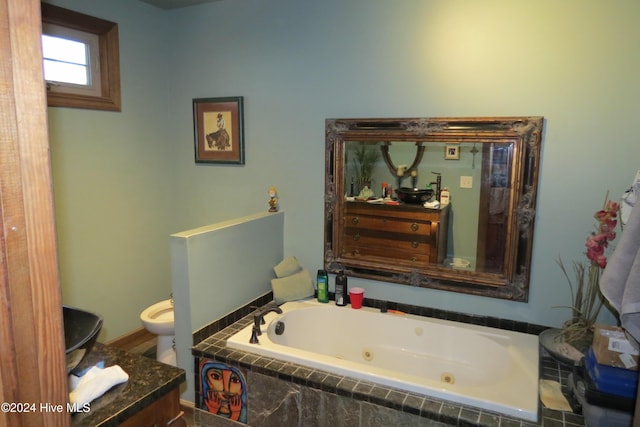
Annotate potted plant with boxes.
[348,142,380,194]
[542,195,620,363]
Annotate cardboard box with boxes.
[592,324,639,370]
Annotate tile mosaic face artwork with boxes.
[199,359,248,423]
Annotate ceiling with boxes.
[138,0,221,9]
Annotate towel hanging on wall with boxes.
[600,200,640,343]
[621,169,640,225]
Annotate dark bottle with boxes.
[335,272,348,306]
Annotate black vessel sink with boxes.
[63,306,103,374]
[395,187,434,204]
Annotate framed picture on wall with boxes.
[444,144,460,160]
[193,96,245,164]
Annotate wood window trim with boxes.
[41,2,121,111]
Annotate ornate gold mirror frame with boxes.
[324,117,544,301]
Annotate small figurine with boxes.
[268,186,278,212]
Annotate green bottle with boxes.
[317,269,329,303]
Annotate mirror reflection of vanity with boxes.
[344,201,450,266]
[324,117,544,301]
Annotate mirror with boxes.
[324,117,544,301]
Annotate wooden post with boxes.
[0,0,69,425]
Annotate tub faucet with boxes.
[255,305,283,325]
[250,305,283,344]
[249,324,261,344]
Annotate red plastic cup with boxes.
[349,287,364,309]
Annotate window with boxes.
[42,25,100,95]
[41,3,121,111]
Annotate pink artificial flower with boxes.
[584,199,621,268]
[586,245,604,261]
[595,255,607,268]
[605,219,618,231]
[585,234,606,248]
[595,210,609,221]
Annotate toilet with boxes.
[140,299,176,366]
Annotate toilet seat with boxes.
[140,299,174,335]
[140,299,176,365]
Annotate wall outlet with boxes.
[460,176,473,189]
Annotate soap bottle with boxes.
[440,187,450,206]
[335,272,348,306]
[317,269,329,303]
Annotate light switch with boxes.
[460,176,473,188]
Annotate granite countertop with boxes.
[71,342,185,427]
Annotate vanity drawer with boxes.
[343,241,432,264]
[344,227,431,245]
[345,213,433,235]
[345,202,443,220]
[345,229,432,247]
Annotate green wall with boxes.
[47,0,173,339]
[48,0,640,340]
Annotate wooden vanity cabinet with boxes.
[117,387,185,427]
[343,202,449,266]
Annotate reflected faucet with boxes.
[429,172,441,201]
[250,305,283,344]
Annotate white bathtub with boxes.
[226,299,539,422]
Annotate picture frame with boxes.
[193,96,245,164]
[444,144,460,160]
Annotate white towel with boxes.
[69,365,129,409]
[273,256,302,278]
[600,202,640,343]
[621,174,640,225]
[271,268,314,304]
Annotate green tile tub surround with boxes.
[191,296,586,427]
